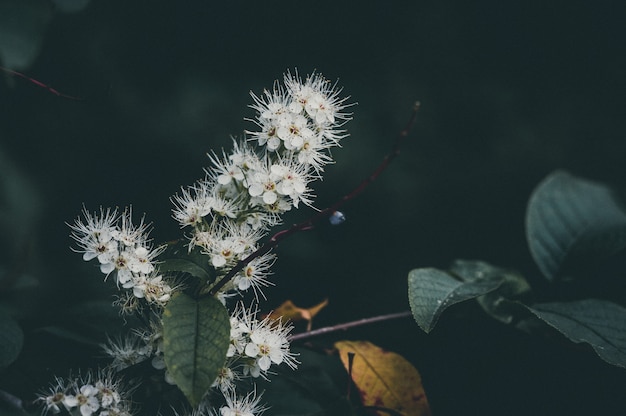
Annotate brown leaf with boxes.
[266,299,329,331]
[335,340,431,416]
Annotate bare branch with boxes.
[289,311,413,342]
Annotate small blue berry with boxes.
[329,210,346,225]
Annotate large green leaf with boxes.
[408,268,502,333]
[525,299,626,368]
[450,260,531,324]
[526,170,626,281]
[0,312,23,367]
[162,293,230,406]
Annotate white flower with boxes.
[232,251,275,299]
[134,319,165,366]
[127,245,162,275]
[95,380,121,408]
[284,70,352,129]
[38,377,73,414]
[210,191,240,220]
[263,196,293,215]
[222,221,265,256]
[211,363,238,392]
[102,334,151,371]
[65,384,100,416]
[210,237,239,268]
[271,161,312,208]
[247,87,294,152]
[248,88,290,122]
[244,211,281,230]
[111,208,150,247]
[208,148,246,186]
[253,118,282,151]
[227,303,254,358]
[107,249,133,285]
[217,388,266,416]
[247,162,281,205]
[68,207,119,262]
[132,274,173,306]
[299,145,331,178]
[171,185,213,227]
[276,112,313,150]
[242,313,297,377]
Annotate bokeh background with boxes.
[1,0,626,415]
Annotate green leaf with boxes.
[162,293,230,406]
[525,299,626,368]
[526,170,626,281]
[450,260,531,324]
[0,312,23,367]
[408,268,502,333]
[159,243,214,283]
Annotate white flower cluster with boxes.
[171,71,350,299]
[216,303,297,387]
[39,371,132,416]
[62,71,351,416]
[69,207,172,310]
[102,322,174,383]
[180,388,265,416]
[210,388,266,416]
[101,334,150,372]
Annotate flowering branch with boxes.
[59,72,419,416]
[209,101,421,295]
[289,310,413,342]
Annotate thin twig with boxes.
[289,310,413,342]
[209,102,421,295]
[1,66,83,100]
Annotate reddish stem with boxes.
[289,311,413,341]
[209,102,421,295]
[0,66,83,100]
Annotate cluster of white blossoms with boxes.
[39,371,132,416]
[180,388,265,416]
[218,303,297,385]
[171,71,350,301]
[102,322,174,383]
[69,207,172,310]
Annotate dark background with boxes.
[1,0,626,415]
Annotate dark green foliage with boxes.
[526,170,626,282]
[409,170,626,368]
[160,242,216,285]
[524,299,626,368]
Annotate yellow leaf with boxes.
[335,340,431,416]
[266,299,329,331]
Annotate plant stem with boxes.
[209,102,421,295]
[289,310,413,341]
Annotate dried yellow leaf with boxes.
[266,299,329,331]
[335,340,430,416]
